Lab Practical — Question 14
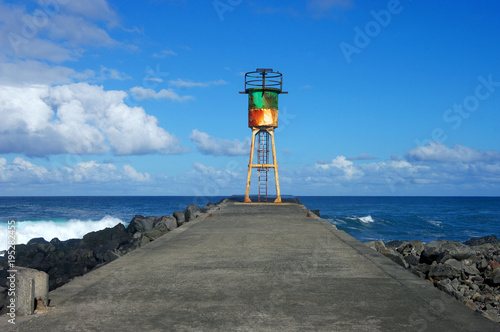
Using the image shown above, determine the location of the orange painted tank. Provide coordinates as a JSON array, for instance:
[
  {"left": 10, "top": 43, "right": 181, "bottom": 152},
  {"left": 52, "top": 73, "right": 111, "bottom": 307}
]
[
  {"left": 247, "top": 88, "right": 279, "bottom": 128},
  {"left": 249, "top": 108, "right": 278, "bottom": 127}
]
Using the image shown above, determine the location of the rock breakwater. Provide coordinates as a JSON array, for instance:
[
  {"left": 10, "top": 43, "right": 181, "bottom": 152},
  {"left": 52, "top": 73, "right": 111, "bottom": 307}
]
[{"left": 366, "top": 236, "right": 500, "bottom": 323}]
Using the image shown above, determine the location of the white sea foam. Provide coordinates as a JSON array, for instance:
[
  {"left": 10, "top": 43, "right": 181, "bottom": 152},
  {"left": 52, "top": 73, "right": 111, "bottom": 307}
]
[
  {"left": 358, "top": 215, "right": 375, "bottom": 223},
  {"left": 0, "top": 216, "right": 124, "bottom": 251},
  {"left": 427, "top": 220, "right": 442, "bottom": 227}
]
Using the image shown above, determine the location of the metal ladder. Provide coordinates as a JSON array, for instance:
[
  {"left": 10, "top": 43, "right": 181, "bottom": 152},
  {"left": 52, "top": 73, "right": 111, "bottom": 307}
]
[{"left": 257, "top": 131, "right": 269, "bottom": 202}]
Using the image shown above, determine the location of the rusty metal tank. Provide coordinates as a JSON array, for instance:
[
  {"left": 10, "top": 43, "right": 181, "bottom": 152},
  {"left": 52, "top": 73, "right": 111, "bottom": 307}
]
[
  {"left": 240, "top": 69, "right": 287, "bottom": 128},
  {"left": 247, "top": 88, "right": 280, "bottom": 127}
]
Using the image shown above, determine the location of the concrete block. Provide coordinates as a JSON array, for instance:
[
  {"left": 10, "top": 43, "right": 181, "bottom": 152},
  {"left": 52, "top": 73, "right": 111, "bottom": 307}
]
[
  {"left": 15, "top": 272, "right": 34, "bottom": 315},
  {"left": 15, "top": 267, "right": 49, "bottom": 315}
]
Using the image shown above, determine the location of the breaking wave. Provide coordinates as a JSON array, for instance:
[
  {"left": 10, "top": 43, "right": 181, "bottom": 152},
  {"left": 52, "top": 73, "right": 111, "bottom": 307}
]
[{"left": 0, "top": 216, "right": 124, "bottom": 251}]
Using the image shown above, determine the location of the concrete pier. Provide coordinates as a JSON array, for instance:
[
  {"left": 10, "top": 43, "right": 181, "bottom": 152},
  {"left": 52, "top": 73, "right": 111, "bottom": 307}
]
[{"left": 4, "top": 200, "right": 498, "bottom": 331}]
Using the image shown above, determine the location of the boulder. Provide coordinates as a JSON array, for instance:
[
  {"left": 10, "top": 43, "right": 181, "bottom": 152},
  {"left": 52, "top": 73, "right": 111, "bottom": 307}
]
[
  {"left": 364, "top": 240, "right": 386, "bottom": 252},
  {"left": 102, "top": 250, "right": 121, "bottom": 263},
  {"left": 397, "top": 240, "right": 425, "bottom": 256},
  {"left": 185, "top": 204, "right": 201, "bottom": 222},
  {"left": 143, "top": 229, "right": 166, "bottom": 241},
  {"left": 154, "top": 215, "right": 177, "bottom": 232},
  {"left": 487, "top": 267, "right": 500, "bottom": 286},
  {"left": 201, "top": 202, "right": 215, "bottom": 213},
  {"left": 173, "top": 211, "right": 186, "bottom": 226},
  {"left": 380, "top": 248, "right": 408, "bottom": 268},
  {"left": 404, "top": 254, "right": 420, "bottom": 267},
  {"left": 420, "top": 241, "right": 444, "bottom": 263},
  {"left": 127, "top": 215, "right": 157, "bottom": 233},
  {"left": 386, "top": 240, "right": 405, "bottom": 248},
  {"left": 436, "top": 279, "right": 454, "bottom": 295},
  {"left": 441, "top": 241, "right": 477, "bottom": 261},
  {"left": 81, "top": 223, "right": 131, "bottom": 251},
  {"left": 464, "top": 235, "right": 500, "bottom": 246},
  {"left": 421, "top": 240, "right": 476, "bottom": 264},
  {"left": 428, "top": 263, "right": 461, "bottom": 280},
  {"left": 462, "top": 264, "right": 480, "bottom": 276},
  {"left": 444, "top": 258, "right": 462, "bottom": 271},
  {"left": 412, "top": 263, "right": 431, "bottom": 276}
]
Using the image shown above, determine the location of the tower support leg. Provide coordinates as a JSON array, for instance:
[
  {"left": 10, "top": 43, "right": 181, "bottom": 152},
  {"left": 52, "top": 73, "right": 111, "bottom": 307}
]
[
  {"left": 244, "top": 128, "right": 259, "bottom": 203},
  {"left": 268, "top": 129, "right": 281, "bottom": 203}
]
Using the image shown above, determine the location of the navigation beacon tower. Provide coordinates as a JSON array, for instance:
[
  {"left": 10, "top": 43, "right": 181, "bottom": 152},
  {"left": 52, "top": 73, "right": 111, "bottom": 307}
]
[{"left": 240, "top": 68, "right": 287, "bottom": 203}]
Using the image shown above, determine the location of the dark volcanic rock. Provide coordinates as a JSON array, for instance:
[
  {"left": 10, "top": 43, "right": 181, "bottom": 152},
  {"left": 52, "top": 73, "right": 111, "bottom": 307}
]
[
  {"left": 488, "top": 267, "right": 500, "bottom": 286},
  {"left": 386, "top": 240, "right": 405, "bottom": 248},
  {"left": 185, "top": 204, "right": 201, "bottom": 222},
  {"left": 81, "top": 223, "right": 131, "bottom": 250},
  {"left": 365, "top": 240, "right": 386, "bottom": 252},
  {"left": 201, "top": 202, "right": 215, "bottom": 213},
  {"left": 154, "top": 215, "right": 178, "bottom": 232},
  {"left": 421, "top": 240, "right": 476, "bottom": 264},
  {"left": 428, "top": 263, "right": 461, "bottom": 280},
  {"left": 173, "top": 210, "right": 186, "bottom": 226},
  {"left": 127, "top": 215, "right": 157, "bottom": 233},
  {"left": 365, "top": 235, "right": 500, "bottom": 323},
  {"left": 380, "top": 248, "right": 408, "bottom": 268},
  {"left": 465, "top": 235, "right": 500, "bottom": 246}
]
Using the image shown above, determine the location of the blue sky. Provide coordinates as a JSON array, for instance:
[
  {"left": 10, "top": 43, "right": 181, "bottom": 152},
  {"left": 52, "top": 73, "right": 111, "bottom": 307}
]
[{"left": 0, "top": 0, "right": 499, "bottom": 196}]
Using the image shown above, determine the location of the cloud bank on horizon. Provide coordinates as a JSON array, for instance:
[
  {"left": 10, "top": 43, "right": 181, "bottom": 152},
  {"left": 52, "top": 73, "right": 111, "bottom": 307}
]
[{"left": 0, "top": 0, "right": 499, "bottom": 196}]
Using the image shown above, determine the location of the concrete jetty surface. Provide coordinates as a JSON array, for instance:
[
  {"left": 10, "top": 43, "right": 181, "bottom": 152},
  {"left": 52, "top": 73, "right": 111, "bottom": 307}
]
[{"left": 4, "top": 200, "right": 498, "bottom": 331}]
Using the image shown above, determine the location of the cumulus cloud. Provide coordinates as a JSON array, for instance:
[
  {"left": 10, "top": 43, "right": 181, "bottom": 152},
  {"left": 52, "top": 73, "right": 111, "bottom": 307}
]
[
  {"left": 0, "top": 1, "right": 121, "bottom": 63},
  {"left": 305, "top": 144, "right": 500, "bottom": 194},
  {"left": 169, "top": 161, "right": 244, "bottom": 196},
  {"left": 0, "top": 60, "right": 84, "bottom": 85},
  {"left": 346, "top": 153, "right": 377, "bottom": 161},
  {"left": 190, "top": 130, "right": 250, "bottom": 156},
  {"left": 0, "top": 83, "right": 188, "bottom": 156},
  {"left": 315, "top": 156, "right": 364, "bottom": 179},
  {"left": 59, "top": 0, "right": 119, "bottom": 23},
  {"left": 129, "top": 86, "right": 193, "bottom": 102},
  {"left": 0, "top": 157, "right": 150, "bottom": 184},
  {"left": 168, "top": 79, "right": 227, "bottom": 88},
  {"left": 405, "top": 142, "right": 500, "bottom": 163}
]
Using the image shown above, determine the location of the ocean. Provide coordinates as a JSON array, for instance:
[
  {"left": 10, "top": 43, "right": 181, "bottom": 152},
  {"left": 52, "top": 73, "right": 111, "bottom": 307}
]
[{"left": 1, "top": 196, "right": 499, "bottom": 251}]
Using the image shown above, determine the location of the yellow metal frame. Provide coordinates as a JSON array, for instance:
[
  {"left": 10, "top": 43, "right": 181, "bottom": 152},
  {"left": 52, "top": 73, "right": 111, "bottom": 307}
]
[{"left": 244, "top": 127, "right": 281, "bottom": 203}]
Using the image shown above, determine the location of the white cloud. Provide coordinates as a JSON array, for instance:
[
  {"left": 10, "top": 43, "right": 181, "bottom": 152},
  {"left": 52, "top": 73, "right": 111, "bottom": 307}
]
[
  {"left": 0, "top": 157, "right": 150, "bottom": 184},
  {"left": 190, "top": 130, "right": 250, "bottom": 156},
  {"left": 0, "top": 83, "right": 188, "bottom": 156},
  {"left": 0, "top": 60, "right": 83, "bottom": 85},
  {"left": 123, "top": 164, "right": 150, "bottom": 182},
  {"left": 48, "top": 15, "right": 119, "bottom": 47},
  {"left": 129, "top": 86, "right": 194, "bottom": 102},
  {"left": 168, "top": 79, "right": 227, "bottom": 88},
  {"left": 58, "top": 0, "right": 119, "bottom": 23},
  {"left": 0, "top": 60, "right": 130, "bottom": 85},
  {"left": 346, "top": 153, "right": 377, "bottom": 161},
  {"left": 96, "top": 66, "right": 131, "bottom": 81},
  {"left": 152, "top": 49, "right": 178, "bottom": 58},
  {"left": 315, "top": 156, "right": 364, "bottom": 179},
  {"left": 406, "top": 142, "right": 500, "bottom": 163},
  {"left": 169, "top": 161, "right": 244, "bottom": 196},
  {"left": 0, "top": 1, "right": 121, "bottom": 63}
]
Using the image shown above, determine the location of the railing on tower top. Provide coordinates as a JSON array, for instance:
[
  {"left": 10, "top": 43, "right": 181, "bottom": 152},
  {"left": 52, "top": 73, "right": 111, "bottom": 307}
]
[{"left": 241, "top": 69, "right": 287, "bottom": 94}]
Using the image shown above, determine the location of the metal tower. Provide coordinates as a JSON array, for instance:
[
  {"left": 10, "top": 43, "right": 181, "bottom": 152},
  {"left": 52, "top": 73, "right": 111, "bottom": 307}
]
[{"left": 240, "top": 68, "right": 287, "bottom": 203}]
